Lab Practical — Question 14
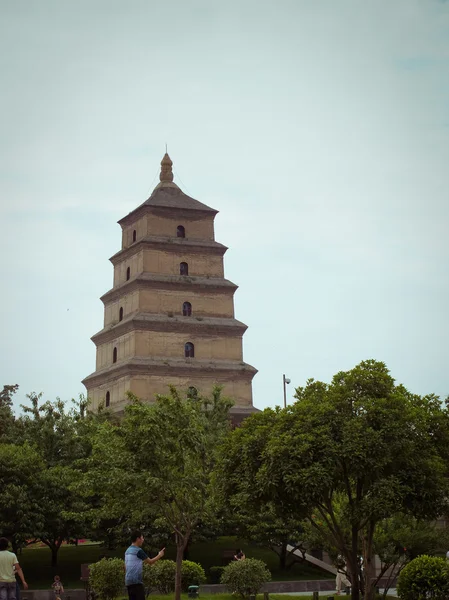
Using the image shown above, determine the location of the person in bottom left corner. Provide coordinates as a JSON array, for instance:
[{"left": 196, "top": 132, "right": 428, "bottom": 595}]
[
  {"left": 0, "top": 538, "right": 28, "bottom": 600},
  {"left": 125, "top": 530, "right": 165, "bottom": 600}
]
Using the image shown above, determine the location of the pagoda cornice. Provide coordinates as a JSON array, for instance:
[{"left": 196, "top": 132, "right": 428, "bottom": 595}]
[
  {"left": 91, "top": 313, "right": 248, "bottom": 345},
  {"left": 109, "top": 236, "right": 228, "bottom": 265},
  {"left": 101, "top": 273, "right": 238, "bottom": 304},
  {"left": 82, "top": 356, "right": 258, "bottom": 388},
  {"left": 118, "top": 200, "right": 218, "bottom": 228}
]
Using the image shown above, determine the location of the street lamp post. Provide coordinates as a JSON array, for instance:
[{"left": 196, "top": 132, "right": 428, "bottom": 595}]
[{"left": 283, "top": 374, "right": 291, "bottom": 408}]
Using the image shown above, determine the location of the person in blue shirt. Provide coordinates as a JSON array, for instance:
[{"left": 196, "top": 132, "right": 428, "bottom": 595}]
[{"left": 125, "top": 530, "right": 165, "bottom": 600}]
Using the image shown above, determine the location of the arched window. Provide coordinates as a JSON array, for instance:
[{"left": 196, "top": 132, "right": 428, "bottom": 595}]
[
  {"left": 132, "top": 230, "right": 137, "bottom": 242},
  {"left": 180, "top": 262, "right": 188, "bottom": 276},
  {"left": 182, "top": 302, "right": 192, "bottom": 316},
  {"left": 187, "top": 386, "right": 198, "bottom": 399},
  {"left": 177, "top": 225, "right": 185, "bottom": 238},
  {"left": 113, "top": 347, "right": 117, "bottom": 363},
  {"left": 105, "top": 391, "right": 110, "bottom": 407},
  {"left": 119, "top": 307, "right": 123, "bottom": 322},
  {"left": 126, "top": 266, "right": 130, "bottom": 281},
  {"left": 185, "top": 342, "right": 194, "bottom": 358}
]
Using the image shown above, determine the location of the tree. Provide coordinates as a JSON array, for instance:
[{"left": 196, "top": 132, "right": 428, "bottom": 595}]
[
  {"left": 215, "top": 408, "right": 307, "bottom": 570},
  {"left": 373, "top": 515, "right": 449, "bottom": 596},
  {"left": 15, "top": 393, "right": 93, "bottom": 564},
  {"left": 218, "top": 360, "right": 449, "bottom": 600},
  {"left": 0, "top": 443, "right": 45, "bottom": 551},
  {"left": 0, "top": 384, "right": 18, "bottom": 440},
  {"left": 81, "top": 386, "right": 233, "bottom": 600}
]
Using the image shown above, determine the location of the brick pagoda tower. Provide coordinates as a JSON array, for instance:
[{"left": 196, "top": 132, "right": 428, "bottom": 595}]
[{"left": 83, "top": 153, "right": 257, "bottom": 421}]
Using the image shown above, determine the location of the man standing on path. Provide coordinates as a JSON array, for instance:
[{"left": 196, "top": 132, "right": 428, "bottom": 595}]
[
  {"left": 0, "top": 538, "right": 27, "bottom": 600},
  {"left": 125, "top": 530, "right": 164, "bottom": 600}
]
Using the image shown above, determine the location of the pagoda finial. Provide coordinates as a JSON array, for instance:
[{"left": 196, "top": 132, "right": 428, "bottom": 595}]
[{"left": 160, "top": 152, "right": 174, "bottom": 183}]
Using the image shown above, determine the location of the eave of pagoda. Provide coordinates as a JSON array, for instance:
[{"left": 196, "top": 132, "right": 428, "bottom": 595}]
[
  {"left": 109, "top": 235, "right": 228, "bottom": 266},
  {"left": 82, "top": 356, "right": 258, "bottom": 388},
  {"left": 100, "top": 273, "right": 238, "bottom": 304},
  {"left": 91, "top": 313, "right": 248, "bottom": 345}
]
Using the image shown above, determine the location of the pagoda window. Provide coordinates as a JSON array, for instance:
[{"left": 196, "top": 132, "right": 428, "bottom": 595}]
[
  {"left": 113, "top": 347, "right": 117, "bottom": 363},
  {"left": 177, "top": 225, "right": 185, "bottom": 238},
  {"left": 132, "top": 230, "right": 137, "bottom": 242},
  {"left": 119, "top": 307, "right": 124, "bottom": 322},
  {"left": 182, "top": 302, "right": 192, "bottom": 316},
  {"left": 105, "top": 391, "right": 110, "bottom": 407},
  {"left": 126, "top": 267, "right": 130, "bottom": 281},
  {"left": 185, "top": 342, "right": 195, "bottom": 358},
  {"left": 180, "top": 262, "right": 189, "bottom": 276}
]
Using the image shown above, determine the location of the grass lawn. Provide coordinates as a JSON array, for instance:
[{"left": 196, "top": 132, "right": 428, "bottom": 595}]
[{"left": 18, "top": 537, "right": 332, "bottom": 589}]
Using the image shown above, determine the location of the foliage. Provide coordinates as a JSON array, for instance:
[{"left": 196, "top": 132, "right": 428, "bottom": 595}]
[
  {"left": 0, "top": 443, "right": 45, "bottom": 550},
  {"left": 181, "top": 560, "right": 206, "bottom": 590},
  {"left": 0, "top": 384, "right": 18, "bottom": 440},
  {"left": 397, "top": 555, "right": 449, "bottom": 600},
  {"left": 214, "top": 407, "right": 307, "bottom": 571},
  {"left": 143, "top": 560, "right": 176, "bottom": 594},
  {"left": 217, "top": 360, "right": 449, "bottom": 600},
  {"left": 220, "top": 558, "right": 271, "bottom": 599},
  {"left": 14, "top": 393, "right": 93, "bottom": 564},
  {"left": 81, "top": 386, "right": 233, "bottom": 600},
  {"left": 88, "top": 558, "right": 125, "bottom": 600},
  {"left": 373, "top": 515, "right": 449, "bottom": 594}
]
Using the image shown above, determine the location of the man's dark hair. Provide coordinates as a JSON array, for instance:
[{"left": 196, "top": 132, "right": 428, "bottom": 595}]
[
  {"left": 0, "top": 538, "right": 9, "bottom": 551},
  {"left": 130, "top": 530, "right": 143, "bottom": 543}
]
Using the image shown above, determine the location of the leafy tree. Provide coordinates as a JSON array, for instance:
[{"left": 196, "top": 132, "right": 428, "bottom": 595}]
[
  {"left": 0, "top": 443, "right": 45, "bottom": 551},
  {"left": 15, "top": 393, "right": 93, "bottom": 564},
  {"left": 218, "top": 360, "right": 449, "bottom": 600},
  {"left": 0, "top": 384, "right": 18, "bottom": 440},
  {"left": 215, "top": 407, "right": 307, "bottom": 571},
  {"left": 373, "top": 515, "right": 449, "bottom": 596},
  {"left": 81, "top": 386, "right": 233, "bottom": 600}
]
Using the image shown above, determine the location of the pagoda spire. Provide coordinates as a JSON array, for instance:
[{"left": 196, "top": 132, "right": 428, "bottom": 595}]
[{"left": 160, "top": 152, "right": 174, "bottom": 183}]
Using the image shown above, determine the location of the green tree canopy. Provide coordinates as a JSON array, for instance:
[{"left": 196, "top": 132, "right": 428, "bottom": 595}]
[
  {"left": 81, "top": 386, "right": 233, "bottom": 600},
  {"left": 218, "top": 360, "right": 449, "bottom": 600}
]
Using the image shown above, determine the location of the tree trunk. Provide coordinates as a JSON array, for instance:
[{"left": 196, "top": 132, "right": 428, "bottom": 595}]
[
  {"left": 50, "top": 544, "right": 59, "bottom": 567},
  {"left": 183, "top": 540, "right": 190, "bottom": 560},
  {"left": 349, "top": 526, "right": 360, "bottom": 600},
  {"left": 175, "top": 534, "right": 189, "bottom": 600},
  {"left": 362, "top": 523, "right": 376, "bottom": 600},
  {"left": 279, "top": 541, "right": 288, "bottom": 570}
]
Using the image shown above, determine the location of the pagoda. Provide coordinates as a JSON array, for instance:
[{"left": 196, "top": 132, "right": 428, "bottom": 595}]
[{"left": 82, "top": 153, "right": 257, "bottom": 421}]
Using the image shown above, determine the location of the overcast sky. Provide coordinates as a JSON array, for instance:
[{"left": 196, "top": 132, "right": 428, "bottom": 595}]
[{"left": 1, "top": 0, "right": 448, "bottom": 413}]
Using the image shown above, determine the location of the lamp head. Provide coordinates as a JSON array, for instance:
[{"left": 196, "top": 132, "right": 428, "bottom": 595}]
[{"left": 285, "top": 378, "right": 291, "bottom": 385}]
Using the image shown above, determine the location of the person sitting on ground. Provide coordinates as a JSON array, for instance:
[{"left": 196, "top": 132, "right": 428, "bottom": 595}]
[
  {"left": 234, "top": 549, "right": 245, "bottom": 561},
  {"left": 0, "top": 538, "right": 28, "bottom": 600},
  {"left": 51, "top": 576, "right": 64, "bottom": 596}
]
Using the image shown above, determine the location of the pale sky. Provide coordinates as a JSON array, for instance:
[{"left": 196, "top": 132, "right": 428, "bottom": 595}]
[{"left": 1, "top": 0, "right": 448, "bottom": 412}]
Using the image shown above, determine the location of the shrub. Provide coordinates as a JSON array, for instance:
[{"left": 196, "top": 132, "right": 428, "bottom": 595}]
[
  {"left": 209, "top": 566, "right": 225, "bottom": 584},
  {"left": 397, "top": 555, "right": 449, "bottom": 600},
  {"left": 89, "top": 558, "right": 125, "bottom": 600},
  {"left": 181, "top": 560, "right": 207, "bottom": 591},
  {"left": 143, "top": 559, "right": 176, "bottom": 594},
  {"left": 221, "top": 558, "right": 271, "bottom": 599}
]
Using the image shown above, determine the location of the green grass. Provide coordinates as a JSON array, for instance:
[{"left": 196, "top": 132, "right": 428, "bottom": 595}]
[{"left": 18, "top": 537, "right": 332, "bottom": 589}]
